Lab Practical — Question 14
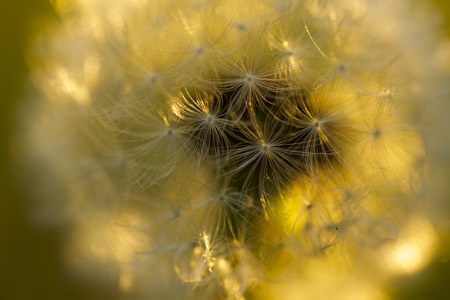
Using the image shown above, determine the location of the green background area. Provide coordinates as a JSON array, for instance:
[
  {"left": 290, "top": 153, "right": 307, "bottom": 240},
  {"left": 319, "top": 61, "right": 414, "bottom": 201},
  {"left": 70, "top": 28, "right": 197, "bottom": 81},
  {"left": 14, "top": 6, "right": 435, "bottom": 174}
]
[{"left": 0, "top": 1, "right": 449, "bottom": 299}]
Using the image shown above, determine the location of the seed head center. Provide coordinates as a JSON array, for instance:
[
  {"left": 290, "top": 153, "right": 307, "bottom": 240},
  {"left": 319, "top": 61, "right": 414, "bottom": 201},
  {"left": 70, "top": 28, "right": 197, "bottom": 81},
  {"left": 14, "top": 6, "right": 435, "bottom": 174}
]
[
  {"left": 261, "top": 143, "right": 271, "bottom": 153},
  {"left": 313, "top": 120, "right": 322, "bottom": 129},
  {"left": 205, "top": 115, "right": 215, "bottom": 124},
  {"left": 237, "top": 23, "right": 246, "bottom": 31},
  {"left": 373, "top": 129, "right": 382, "bottom": 138},
  {"left": 245, "top": 75, "right": 254, "bottom": 83}
]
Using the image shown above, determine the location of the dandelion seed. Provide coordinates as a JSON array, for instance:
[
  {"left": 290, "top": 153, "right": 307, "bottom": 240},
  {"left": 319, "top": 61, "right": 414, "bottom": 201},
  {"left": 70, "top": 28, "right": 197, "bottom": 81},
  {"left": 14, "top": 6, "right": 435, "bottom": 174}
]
[
  {"left": 284, "top": 85, "right": 360, "bottom": 178},
  {"left": 173, "top": 89, "right": 233, "bottom": 162},
  {"left": 113, "top": 103, "right": 188, "bottom": 187},
  {"left": 281, "top": 181, "right": 346, "bottom": 255},
  {"left": 227, "top": 118, "right": 300, "bottom": 213}
]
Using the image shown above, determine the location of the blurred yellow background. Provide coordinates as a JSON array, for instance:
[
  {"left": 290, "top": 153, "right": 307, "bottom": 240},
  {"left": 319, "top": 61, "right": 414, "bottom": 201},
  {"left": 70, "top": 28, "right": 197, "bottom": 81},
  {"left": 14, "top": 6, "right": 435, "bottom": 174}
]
[{"left": 1, "top": 1, "right": 449, "bottom": 299}]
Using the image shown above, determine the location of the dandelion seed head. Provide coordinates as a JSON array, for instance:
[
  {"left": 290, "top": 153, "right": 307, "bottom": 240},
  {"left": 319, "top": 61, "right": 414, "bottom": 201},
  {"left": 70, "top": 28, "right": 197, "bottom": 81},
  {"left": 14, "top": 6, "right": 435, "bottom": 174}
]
[{"left": 20, "top": 0, "right": 450, "bottom": 298}]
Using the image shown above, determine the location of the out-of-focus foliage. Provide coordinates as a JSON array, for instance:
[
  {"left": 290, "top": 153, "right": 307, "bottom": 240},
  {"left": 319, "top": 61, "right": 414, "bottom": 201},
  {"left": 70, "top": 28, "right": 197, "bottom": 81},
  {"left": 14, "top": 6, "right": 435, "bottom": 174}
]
[{"left": 0, "top": 1, "right": 118, "bottom": 299}]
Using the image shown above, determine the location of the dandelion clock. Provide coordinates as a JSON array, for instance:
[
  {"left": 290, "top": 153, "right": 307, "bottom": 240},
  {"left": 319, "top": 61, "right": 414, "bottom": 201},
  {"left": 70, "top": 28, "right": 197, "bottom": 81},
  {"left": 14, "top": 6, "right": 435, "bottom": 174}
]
[{"left": 17, "top": 0, "right": 450, "bottom": 299}]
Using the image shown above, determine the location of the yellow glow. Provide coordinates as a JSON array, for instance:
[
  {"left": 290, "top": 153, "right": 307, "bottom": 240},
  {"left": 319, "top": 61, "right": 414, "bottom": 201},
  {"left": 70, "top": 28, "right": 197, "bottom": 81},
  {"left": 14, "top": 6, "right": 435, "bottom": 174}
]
[
  {"left": 269, "top": 269, "right": 388, "bottom": 300},
  {"left": 55, "top": 66, "right": 90, "bottom": 105},
  {"left": 50, "top": 0, "right": 73, "bottom": 14},
  {"left": 201, "top": 231, "right": 215, "bottom": 271},
  {"left": 279, "top": 184, "right": 308, "bottom": 230},
  {"left": 119, "top": 268, "right": 134, "bottom": 291},
  {"left": 63, "top": 212, "right": 149, "bottom": 288},
  {"left": 349, "top": 0, "right": 367, "bottom": 18},
  {"left": 382, "top": 217, "right": 437, "bottom": 275},
  {"left": 66, "top": 214, "right": 148, "bottom": 262},
  {"left": 178, "top": 10, "right": 195, "bottom": 36},
  {"left": 174, "top": 244, "right": 207, "bottom": 283},
  {"left": 280, "top": 181, "right": 343, "bottom": 232},
  {"left": 217, "top": 258, "right": 231, "bottom": 273},
  {"left": 83, "top": 55, "right": 100, "bottom": 85},
  {"left": 171, "top": 102, "right": 183, "bottom": 118},
  {"left": 52, "top": 55, "right": 99, "bottom": 105}
]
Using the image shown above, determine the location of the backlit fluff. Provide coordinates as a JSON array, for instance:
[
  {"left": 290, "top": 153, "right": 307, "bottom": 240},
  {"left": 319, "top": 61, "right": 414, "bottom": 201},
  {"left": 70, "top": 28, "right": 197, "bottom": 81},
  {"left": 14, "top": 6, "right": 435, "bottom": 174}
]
[{"left": 20, "top": 0, "right": 450, "bottom": 299}]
